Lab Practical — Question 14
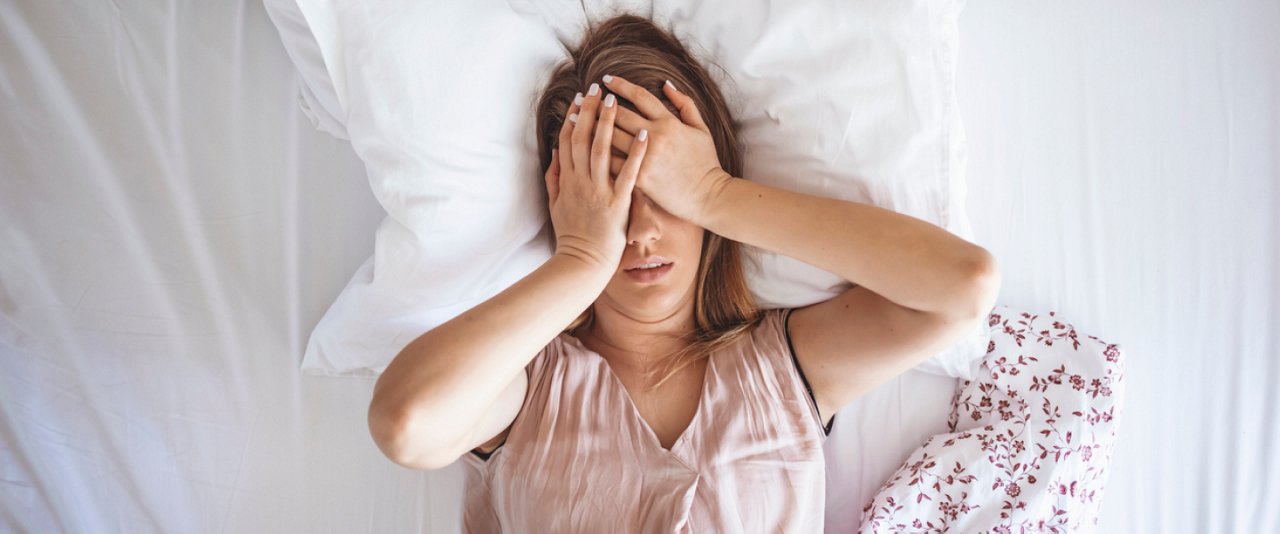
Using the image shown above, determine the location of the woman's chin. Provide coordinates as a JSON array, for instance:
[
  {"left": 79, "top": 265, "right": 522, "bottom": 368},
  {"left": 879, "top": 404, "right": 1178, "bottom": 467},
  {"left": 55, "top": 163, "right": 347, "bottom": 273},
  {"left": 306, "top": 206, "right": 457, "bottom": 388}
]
[{"left": 604, "top": 280, "right": 694, "bottom": 315}]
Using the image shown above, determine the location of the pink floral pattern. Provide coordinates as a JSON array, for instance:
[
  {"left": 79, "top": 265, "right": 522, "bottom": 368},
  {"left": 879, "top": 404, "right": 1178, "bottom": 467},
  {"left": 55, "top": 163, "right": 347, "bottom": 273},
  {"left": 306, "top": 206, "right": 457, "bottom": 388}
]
[{"left": 858, "top": 306, "right": 1126, "bottom": 533}]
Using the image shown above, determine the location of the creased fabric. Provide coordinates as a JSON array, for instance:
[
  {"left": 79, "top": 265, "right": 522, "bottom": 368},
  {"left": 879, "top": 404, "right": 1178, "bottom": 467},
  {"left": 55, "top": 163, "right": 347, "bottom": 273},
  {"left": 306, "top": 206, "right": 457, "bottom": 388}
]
[{"left": 461, "top": 308, "right": 828, "bottom": 533}]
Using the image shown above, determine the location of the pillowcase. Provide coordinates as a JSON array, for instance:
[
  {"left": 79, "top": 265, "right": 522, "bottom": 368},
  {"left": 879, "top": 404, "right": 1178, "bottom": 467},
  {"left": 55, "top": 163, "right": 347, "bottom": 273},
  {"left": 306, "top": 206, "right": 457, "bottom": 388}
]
[
  {"left": 272, "top": 0, "right": 568, "bottom": 377},
  {"left": 262, "top": 0, "right": 348, "bottom": 140},
  {"left": 265, "top": 0, "right": 989, "bottom": 380}
]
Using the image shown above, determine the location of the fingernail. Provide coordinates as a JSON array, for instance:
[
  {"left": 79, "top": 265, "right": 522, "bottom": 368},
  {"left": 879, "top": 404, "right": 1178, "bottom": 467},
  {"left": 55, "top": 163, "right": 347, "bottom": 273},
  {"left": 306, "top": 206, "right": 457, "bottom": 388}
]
[
  {"left": 569, "top": 113, "right": 578, "bottom": 123},
  {"left": 602, "top": 74, "right": 614, "bottom": 84},
  {"left": 573, "top": 92, "right": 583, "bottom": 106},
  {"left": 604, "top": 94, "right": 615, "bottom": 108},
  {"left": 588, "top": 83, "right": 600, "bottom": 97},
  {"left": 638, "top": 128, "right": 648, "bottom": 141},
  {"left": 665, "top": 79, "right": 676, "bottom": 92}
]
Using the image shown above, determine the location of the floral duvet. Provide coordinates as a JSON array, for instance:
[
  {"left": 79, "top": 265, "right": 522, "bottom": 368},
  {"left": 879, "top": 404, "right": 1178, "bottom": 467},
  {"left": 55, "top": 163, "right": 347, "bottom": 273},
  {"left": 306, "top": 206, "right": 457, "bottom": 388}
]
[{"left": 859, "top": 306, "right": 1127, "bottom": 533}]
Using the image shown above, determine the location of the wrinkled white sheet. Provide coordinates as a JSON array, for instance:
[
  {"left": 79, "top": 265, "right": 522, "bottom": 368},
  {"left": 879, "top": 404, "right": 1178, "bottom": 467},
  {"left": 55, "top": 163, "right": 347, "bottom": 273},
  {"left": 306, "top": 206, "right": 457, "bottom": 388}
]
[{"left": 0, "top": 1, "right": 1276, "bottom": 533}]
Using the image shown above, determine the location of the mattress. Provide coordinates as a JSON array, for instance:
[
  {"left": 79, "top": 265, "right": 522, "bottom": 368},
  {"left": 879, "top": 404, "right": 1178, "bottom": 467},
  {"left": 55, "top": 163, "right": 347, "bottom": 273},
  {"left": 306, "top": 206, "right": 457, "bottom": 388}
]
[{"left": 0, "top": 0, "right": 1276, "bottom": 532}]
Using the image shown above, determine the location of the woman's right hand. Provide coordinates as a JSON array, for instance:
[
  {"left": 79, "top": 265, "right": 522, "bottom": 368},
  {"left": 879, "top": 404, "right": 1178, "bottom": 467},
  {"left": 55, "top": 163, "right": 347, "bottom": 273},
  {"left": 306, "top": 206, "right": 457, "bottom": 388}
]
[{"left": 545, "top": 84, "right": 649, "bottom": 272}]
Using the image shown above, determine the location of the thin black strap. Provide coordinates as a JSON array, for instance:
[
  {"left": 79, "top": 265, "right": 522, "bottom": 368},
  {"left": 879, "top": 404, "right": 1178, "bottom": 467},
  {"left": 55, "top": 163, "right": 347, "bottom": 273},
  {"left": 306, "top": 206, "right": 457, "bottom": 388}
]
[
  {"left": 469, "top": 425, "right": 512, "bottom": 462},
  {"left": 470, "top": 447, "right": 495, "bottom": 461},
  {"left": 784, "top": 308, "right": 834, "bottom": 436}
]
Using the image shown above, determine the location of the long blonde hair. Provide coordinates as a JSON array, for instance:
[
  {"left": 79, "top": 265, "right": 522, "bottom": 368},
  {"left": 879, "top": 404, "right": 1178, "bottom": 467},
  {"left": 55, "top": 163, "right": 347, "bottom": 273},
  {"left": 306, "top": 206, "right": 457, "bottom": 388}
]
[{"left": 533, "top": 15, "right": 764, "bottom": 391}]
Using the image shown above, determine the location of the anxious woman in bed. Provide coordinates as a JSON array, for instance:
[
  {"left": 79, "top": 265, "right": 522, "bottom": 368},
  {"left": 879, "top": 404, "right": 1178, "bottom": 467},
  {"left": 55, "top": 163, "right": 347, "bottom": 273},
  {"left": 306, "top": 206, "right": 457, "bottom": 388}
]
[{"left": 368, "top": 15, "right": 999, "bottom": 533}]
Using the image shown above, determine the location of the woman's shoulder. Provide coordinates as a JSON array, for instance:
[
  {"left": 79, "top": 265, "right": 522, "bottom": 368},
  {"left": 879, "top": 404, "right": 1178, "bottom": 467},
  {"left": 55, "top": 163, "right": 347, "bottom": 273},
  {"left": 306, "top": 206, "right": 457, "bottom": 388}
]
[
  {"left": 745, "top": 307, "right": 810, "bottom": 370},
  {"left": 526, "top": 330, "right": 594, "bottom": 377},
  {"left": 749, "top": 307, "right": 792, "bottom": 342},
  {"left": 523, "top": 333, "right": 565, "bottom": 382},
  {"left": 712, "top": 308, "right": 789, "bottom": 365}
]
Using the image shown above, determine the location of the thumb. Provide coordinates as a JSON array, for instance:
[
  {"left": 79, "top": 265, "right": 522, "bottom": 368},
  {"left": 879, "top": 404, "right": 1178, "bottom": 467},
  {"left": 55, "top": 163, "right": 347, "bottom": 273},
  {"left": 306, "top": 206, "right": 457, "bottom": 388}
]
[{"left": 664, "top": 80, "right": 708, "bottom": 131}]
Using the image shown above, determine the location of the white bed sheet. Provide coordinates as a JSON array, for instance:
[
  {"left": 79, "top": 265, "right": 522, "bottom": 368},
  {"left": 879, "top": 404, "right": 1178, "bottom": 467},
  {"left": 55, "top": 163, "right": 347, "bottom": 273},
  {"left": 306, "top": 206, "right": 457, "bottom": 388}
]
[{"left": 0, "top": 1, "right": 1276, "bottom": 533}]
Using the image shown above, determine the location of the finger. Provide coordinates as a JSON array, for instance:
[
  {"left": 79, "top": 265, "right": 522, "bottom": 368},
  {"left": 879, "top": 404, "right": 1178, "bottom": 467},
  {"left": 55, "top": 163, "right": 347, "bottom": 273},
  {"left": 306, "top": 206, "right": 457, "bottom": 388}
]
[
  {"left": 662, "top": 79, "right": 709, "bottom": 131},
  {"left": 545, "top": 147, "right": 561, "bottom": 205},
  {"left": 558, "top": 92, "right": 581, "bottom": 175},
  {"left": 608, "top": 125, "right": 635, "bottom": 157},
  {"left": 607, "top": 144, "right": 627, "bottom": 177},
  {"left": 602, "top": 74, "right": 671, "bottom": 122},
  {"left": 591, "top": 93, "right": 618, "bottom": 188},
  {"left": 572, "top": 83, "right": 602, "bottom": 174},
  {"left": 609, "top": 104, "right": 650, "bottom": 136},
  {"left": 610, "top": 154, "right": 624, "bottom": 177},
  {"left": 614, "top": 128, "right": 648, "bottom": 199}
]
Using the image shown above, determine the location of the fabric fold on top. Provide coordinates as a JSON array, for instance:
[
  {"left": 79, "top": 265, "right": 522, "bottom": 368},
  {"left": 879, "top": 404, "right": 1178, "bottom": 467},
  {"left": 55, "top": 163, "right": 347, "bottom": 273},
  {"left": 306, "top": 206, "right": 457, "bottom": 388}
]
[{"left": 461, "top": 308, "right": 828, "bottom": 533}]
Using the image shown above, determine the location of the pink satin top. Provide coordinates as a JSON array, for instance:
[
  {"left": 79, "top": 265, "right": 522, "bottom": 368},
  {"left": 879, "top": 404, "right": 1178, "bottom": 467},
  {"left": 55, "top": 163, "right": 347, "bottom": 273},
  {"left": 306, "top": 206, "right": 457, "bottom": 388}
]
[{"left": 460, "top": 307, "right": 833, "bottom": 533}]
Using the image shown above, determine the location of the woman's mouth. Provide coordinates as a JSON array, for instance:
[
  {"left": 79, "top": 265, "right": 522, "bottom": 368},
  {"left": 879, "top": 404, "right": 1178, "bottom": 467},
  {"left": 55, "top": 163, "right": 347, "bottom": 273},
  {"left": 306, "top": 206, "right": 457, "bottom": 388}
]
[{"left": 624, "top": 262, "right": 674, "bottom": 283}]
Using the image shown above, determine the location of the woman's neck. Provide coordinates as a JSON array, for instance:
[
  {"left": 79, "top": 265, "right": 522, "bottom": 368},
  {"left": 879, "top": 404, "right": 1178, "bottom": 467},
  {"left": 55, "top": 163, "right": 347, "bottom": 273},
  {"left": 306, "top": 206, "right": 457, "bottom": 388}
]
[{"left": 579, "top": 299, "right": 697, "bottom": 371}]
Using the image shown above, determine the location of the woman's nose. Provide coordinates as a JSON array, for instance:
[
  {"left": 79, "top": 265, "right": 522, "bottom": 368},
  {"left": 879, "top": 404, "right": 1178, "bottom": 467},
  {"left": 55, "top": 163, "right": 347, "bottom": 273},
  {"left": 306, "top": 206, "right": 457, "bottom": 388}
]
[{"left": 626, "top": 194, "right": 661, "bottom": 245}]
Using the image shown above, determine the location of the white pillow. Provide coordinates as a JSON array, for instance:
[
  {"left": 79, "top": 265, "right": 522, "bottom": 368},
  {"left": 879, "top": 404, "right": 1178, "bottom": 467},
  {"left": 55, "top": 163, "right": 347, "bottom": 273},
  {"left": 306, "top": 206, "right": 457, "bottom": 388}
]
[
  {"left": 284, "top": 0, "right": 567, "bottom": 377},
  {"left": 262, "top": 0, "right": 348, "bottom": 140},
  {"left": 267, "top": 0, "right": 988, "bottom": 380}
]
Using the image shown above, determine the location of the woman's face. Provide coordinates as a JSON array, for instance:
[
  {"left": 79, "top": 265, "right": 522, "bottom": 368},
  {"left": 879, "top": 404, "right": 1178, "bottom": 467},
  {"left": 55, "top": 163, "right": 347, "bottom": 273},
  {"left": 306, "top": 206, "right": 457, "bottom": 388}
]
[{"left": 595, "top": 188, "right": 705, "bottom": 320}]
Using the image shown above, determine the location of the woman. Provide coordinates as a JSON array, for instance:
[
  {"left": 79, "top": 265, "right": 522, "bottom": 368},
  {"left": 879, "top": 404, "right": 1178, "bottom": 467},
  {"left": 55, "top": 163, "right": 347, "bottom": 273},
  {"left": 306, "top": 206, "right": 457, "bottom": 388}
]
[{"left": 368, "top": 15, "right": 999, "bottom": 532}]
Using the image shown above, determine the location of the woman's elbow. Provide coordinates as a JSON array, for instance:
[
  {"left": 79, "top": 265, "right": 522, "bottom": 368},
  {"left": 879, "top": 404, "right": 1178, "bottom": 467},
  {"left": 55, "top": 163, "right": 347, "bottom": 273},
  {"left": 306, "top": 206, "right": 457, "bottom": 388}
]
[
  {"left": 368, "top": 402, "right": 458, "bottom": 471},
  {"left": 962, "top": 248, "right": 1001, "bottom": 319}
]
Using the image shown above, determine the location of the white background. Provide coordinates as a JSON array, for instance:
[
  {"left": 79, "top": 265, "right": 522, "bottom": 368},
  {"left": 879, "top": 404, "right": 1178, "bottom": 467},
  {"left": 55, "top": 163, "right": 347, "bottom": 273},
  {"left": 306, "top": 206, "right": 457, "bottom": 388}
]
[
  {"left": 1, "top": 0, "right": 1276, "bottom": 532},
  {"left": 958, "top": 2, "right": 1278, "bottom": 531}
]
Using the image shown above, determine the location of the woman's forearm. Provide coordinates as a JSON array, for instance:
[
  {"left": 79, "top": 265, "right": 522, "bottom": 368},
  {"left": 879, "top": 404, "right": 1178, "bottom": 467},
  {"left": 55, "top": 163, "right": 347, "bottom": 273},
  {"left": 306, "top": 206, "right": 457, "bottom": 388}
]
[
  {"left": 697, "top": 172, "right": 997, "bottom": 318},
  {"left": 369, "top": 253, "right": 613, "bottom": 464}
]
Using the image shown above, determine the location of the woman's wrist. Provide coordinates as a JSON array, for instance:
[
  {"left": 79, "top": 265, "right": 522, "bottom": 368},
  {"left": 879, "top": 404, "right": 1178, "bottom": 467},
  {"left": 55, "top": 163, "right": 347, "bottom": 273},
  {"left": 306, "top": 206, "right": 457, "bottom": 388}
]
[
  {"left": 549, "top": 250, "right": 618, "bottom": 287},
  {"left": 691, "top": 169, "right": 739, "bottom": 232},
  {"left": 686, "top": 168, "right": 737, "bottom": 228}
]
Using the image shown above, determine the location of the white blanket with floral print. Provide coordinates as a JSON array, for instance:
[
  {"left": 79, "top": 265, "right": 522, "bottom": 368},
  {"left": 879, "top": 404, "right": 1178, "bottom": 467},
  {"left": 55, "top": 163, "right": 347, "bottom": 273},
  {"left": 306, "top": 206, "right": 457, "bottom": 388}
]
[{"left": 858, "top": 306, "right": 1127, "bottom": 533}]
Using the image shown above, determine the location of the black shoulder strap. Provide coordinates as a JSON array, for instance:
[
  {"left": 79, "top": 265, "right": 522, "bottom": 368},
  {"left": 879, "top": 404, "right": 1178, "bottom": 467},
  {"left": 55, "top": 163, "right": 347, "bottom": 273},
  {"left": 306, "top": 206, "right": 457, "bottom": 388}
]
[{"left": 784, "top": 308, "right": 834, "bottom": 436}]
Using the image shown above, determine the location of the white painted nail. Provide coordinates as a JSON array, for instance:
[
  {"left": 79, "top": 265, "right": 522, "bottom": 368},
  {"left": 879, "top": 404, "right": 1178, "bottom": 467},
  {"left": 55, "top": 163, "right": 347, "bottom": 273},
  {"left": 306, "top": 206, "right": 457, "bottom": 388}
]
[
  {"left": 665, "top": 79, "right": 675, "bottom": 91},
  {"left": 604, "top": 94, "right": 615, "bottom": 108},
  {"left": 603, "top": 74, "right": 614, "bottom": 84},
  {"left": 588, "top": 83, "right": 600, "bottom": 96},
  {"left": 573, "top": 92, "right": 583, "bottom": 106},
  {"left": 569, "top": 113, "right": 578, "bottom": 123},
  {"left": 638, "top": 129, "right": 648, "bottom": 141}
]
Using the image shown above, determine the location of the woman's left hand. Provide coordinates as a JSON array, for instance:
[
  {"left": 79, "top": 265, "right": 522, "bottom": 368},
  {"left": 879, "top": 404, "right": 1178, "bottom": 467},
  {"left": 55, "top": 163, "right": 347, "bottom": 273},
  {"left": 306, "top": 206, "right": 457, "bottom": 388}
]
[{"left": 595, "top": 74, "right": 733, "bottom": 224}]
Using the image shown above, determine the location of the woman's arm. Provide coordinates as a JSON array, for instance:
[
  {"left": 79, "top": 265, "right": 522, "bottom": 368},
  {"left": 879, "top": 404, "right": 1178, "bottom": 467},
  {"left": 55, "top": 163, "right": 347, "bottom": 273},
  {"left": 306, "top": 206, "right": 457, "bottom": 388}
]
[
  {"left": 698, "top": 171, "right": 1003, "bottom": 426},
  {"left": 370, "top": 82, "right": 646, "bottom": 469},
  {"left": 596, "top": 73, "right": 999, "bottom": 426},
  {"left": 695, "top": 172, "right": 997, "bottom": 318},
  {"left": 694, "top": 175, "right": 1000, "bottom": 424},
  {"left": 596, "top": 74, "right": 995, "bottom": 317},
  {"left": 369, "top": 254, "right": 613, "bottom": 468}
]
